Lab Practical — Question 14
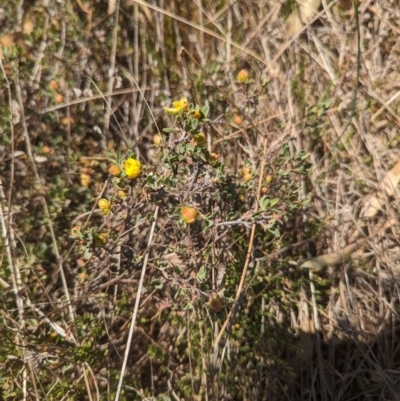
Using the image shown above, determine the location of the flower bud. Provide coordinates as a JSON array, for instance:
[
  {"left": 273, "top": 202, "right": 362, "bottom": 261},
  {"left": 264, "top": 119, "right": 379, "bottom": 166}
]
[
  {"left": 49, "top": 80, "right": 58, "bottom": 90},
  {"left": 193, "top": 109, "right": 201, "bottom": 119},
  {"left": 193, "top": 133, "right": 207, "bottom": 147},
  {"left": 94, "top": 233, "right": 109, "bottom": 246},
  {"left": 209, "top": 297, "right": 223, "bottom": 313},
  {"left": 54, "top": 93, "right": 64, "bottom": 103},
  {"left": 237, "top": 68, "right": 249, "bottom": 83},
  {"left": 242, "top": 166, "right": 251, "bottom": 175},
  {"left": 70, "top": 226, "right": 81, "bottom": 238},
  {"left": 108, "top": 164, "right": 121, "bottom": 176},
  {"left": 80, "top": 172, "right": 91, "bottom": 187},
  {"left": 233, "top": 115, "right": 243, "bottom": 125},
  {"left": 244, "top": 173, "right": 253, "bottom": 182},
  {"left": 209, "top": 152, "right": 220, "bottom": 163},
  {"left": 181, "top": 206, "right": 198, "bottom": 224},
  {"left": 117, "top": 190, "right": 128, "bottom": 199},
  {"left": 153, "top": 134, "right": 162, "bottom": 146},
  {"left": 98, "top": 198, "right": 112, "bottom": 215}
]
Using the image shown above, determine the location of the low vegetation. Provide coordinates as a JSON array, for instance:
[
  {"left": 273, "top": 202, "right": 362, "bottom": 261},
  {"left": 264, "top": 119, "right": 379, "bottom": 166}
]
[{"left": 1, "top": 1, "right": 400, "bottom": 400}]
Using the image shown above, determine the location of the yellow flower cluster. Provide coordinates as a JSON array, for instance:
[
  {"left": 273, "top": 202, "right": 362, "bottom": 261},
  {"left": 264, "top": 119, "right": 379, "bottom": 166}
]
[{"left": 164, "top": 97, "right": 188, "bottom": 115}]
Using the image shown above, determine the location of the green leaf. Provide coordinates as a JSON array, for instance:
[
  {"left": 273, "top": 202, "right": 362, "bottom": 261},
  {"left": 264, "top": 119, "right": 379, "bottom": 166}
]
[
  {"left": 151, "top": 279, "right": 164, "bottom": 289},
  {"left": 272, "top": 228, "right": 280, "bottom": 238},
  {"left": 162, "top": 127, "right": 177, "bottom": 134},
  {"left": 184, "top": 119, "right": 192, "bottom": 131},
  {"left": 259, "top": 196, "right": 269, "bottom": 210},
  {"left": 83, "top": 248, "right": 92, "bottom": 260},
  {"left": 146, "top": 175, "right": 155, "bottom": 184},
  {"left": 278, "top": 169, "right": 290, "bottom": 176},
  {"left": 269, "top": 198, "right": 279, "bottom": 207},
  {"left": 201, "top": 105, "right": 210, "bottom": 118},
  {"left": 196, "top": 266, "right": 206, "bottom": 282},
  {"left": 145, "top": 212, "right": 154, "bottom": 222},
  {"left": 191, "top": 118, "right": 199, "bottom": 130}
]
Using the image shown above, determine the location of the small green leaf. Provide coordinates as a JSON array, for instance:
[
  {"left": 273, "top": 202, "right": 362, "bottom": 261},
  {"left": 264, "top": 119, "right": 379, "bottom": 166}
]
[
  {"left": 83, "top": 248, "right": 92, "bottom": 260},
  {"left": 145, "top": 212, "right": 154, "bottom": 222},
  {"left": 196, "top": 266, "right": 206, "bottom": 282},
  {"left": 162, "top": 127, "right": 177, "bottom": 134},
  {"left": 273, "top": 228, "right": 280, "bottom": 238},
  {"left": 201, "top": 105, "right": 210, "bottom": 118},
  {"left": 259, "top": 196, "right": 269, "bottom": 210},
  {"left": 269, "top": 198, "right": 279, "bottom": 207},
  {"left": 191, "top": 118, "right": 199, "bottom": 130},
  {"left": 146, "top": 175, "right": 155, "bottom": 184},
  {"left": 151, "top": 279, "right": 164, "bottom": 289}
]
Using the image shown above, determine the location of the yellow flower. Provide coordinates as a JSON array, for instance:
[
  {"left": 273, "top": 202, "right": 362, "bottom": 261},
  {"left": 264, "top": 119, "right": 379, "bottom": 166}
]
[
  {"left": 98, "top": 198, "right": 112, "bottom": 215},
  {"left": 164, "top": 97, "right": 188, "bottom": 115},
  {"left": 124, "top": 158, "right": 142, "bottom": 179}
]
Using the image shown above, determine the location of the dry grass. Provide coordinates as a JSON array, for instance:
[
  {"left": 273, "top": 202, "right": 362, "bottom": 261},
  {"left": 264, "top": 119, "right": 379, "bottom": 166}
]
[{"left": 1, "top": 0, "right": 400, "bottom": 400}]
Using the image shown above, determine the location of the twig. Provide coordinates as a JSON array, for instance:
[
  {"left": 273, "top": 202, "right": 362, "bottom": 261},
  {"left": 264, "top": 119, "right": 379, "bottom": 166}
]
[
  {"left": 103, "top": 0, "right": 121, "bottom": 141},
  {"left": 114, "top": 206, "right": 159, "bottom": 401},
  {"left": 309, "top": 271, "right": 327, "bottom": 399},
  {"left": 37, "top": 87, "right": 151, "bottom": 114},
  {"left": 0, "top": 179, "right": 28, "bottom": 400}
]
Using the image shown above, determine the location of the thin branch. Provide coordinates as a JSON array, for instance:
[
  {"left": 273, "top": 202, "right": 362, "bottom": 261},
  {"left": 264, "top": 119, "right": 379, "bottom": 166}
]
[
  {"left": 212, "top": 137, "right": 268, "bottom": 368},
  {"left": 114, "top": 206, "right": 159, "bottom": 401}
]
